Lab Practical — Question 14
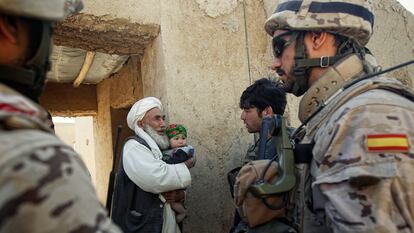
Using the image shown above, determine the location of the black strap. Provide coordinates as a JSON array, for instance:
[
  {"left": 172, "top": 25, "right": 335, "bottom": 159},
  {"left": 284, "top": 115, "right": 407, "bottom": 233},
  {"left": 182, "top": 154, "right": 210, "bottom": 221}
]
[
  {"left": 292, "top": 32, "right": 309, "bottom": 96},
  {"left": 227, "top": 166, "right": 242, "bottom": 199},
  {"left": 0, "top": 65, "right": 35, "bottom": 86},
  {"left": 126, "top": 135, "right": 151, "bottom": 150},
  {"left": 293, "top": 143, "right": 314, "bottom": 164}
]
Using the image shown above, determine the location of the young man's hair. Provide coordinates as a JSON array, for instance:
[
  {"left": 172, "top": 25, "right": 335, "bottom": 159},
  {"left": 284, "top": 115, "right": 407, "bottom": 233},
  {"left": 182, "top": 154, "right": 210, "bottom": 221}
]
[{"left": 239, "top": 78, "right": 287, "bottom": 115}]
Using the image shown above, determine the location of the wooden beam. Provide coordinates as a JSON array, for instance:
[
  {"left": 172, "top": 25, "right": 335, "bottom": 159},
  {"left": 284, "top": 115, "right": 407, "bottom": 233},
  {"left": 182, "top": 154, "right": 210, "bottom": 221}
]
[{"left": 73, "top": 51, "right": 95, "bottom": 87}]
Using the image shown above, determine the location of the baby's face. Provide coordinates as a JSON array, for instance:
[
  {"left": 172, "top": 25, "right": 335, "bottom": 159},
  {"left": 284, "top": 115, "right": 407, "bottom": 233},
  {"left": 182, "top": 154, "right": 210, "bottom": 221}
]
[{"left": 170, "top": 134, "right": 187, "bottom": 148}]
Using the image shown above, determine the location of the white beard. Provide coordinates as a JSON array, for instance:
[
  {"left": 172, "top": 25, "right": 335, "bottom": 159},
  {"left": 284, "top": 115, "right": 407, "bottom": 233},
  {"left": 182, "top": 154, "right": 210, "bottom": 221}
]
[{"left": 144, "top": 125, "right": 169, "bottom": 150}]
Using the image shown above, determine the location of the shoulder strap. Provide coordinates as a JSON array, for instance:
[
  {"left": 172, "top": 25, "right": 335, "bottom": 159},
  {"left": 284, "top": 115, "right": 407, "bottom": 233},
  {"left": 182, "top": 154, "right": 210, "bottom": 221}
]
[{"left": 125, "top": 135, "right": 151, "bottom": 150}]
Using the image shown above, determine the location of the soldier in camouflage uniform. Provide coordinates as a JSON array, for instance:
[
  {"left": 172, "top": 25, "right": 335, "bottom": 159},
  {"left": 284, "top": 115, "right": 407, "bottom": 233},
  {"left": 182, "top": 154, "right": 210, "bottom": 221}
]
[
  {"left": 0, "top": 1, "right": 121, "bottom": 232},
  {"left": 265, "top": 0, "right": 414, "bottom": 232}
]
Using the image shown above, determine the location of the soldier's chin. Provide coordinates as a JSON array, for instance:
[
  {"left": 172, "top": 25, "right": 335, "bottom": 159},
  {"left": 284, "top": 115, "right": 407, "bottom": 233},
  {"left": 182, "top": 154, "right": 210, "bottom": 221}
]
[{"left": 280, "top": 82, "right": 294, "bottom": 93}]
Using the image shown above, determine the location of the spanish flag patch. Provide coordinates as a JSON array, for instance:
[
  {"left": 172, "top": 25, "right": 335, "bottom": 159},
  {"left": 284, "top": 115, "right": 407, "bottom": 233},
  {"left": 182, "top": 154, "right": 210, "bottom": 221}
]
[{"left": 366, "top": 134, "right": 410, "bottom": 152}]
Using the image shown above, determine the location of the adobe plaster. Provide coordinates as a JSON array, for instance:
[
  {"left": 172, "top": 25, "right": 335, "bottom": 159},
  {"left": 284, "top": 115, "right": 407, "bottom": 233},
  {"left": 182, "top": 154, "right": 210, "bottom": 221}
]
[
  {"left": 40, "top": 83, "right": 97, "bottom": 116},
  {"left": 54, "top": 14, "right": 160, "bottom": 56},
  {"left": 143, "top": 1, "right": 269, "bottom": 232},
  {"left": 82, "top": 0, "right": 160, "bottom": 25},
  {"left": 109, "top": 57, "right": 144, "bottom": 109}
]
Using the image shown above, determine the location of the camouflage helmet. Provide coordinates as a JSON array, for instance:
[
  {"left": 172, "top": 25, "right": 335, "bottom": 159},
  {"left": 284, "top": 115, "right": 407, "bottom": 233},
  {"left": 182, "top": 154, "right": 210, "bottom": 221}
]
[
  {"left": 264, "top": 0, "right": 374, "bottom": 46},
  {"left": 0, "top": 0, "right": 83, "bottom": 21}
]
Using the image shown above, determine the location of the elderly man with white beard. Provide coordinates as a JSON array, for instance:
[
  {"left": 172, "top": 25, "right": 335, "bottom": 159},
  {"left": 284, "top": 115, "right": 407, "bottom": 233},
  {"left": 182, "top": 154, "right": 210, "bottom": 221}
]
[{"left": 111, "top": 97, "right": 194, "bottom": 233}]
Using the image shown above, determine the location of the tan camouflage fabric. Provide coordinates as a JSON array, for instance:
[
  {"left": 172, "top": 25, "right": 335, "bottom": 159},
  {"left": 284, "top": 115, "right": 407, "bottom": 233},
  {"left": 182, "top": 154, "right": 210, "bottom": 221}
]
[
  {"left": 264, "top": 0, "right": 373, "bottom": 46},
  {"left": 0, "top": 84, "right": 121, "bottom": 233},
  {"left": 299, "top": 55, "right": 414, "bottom": 232}
]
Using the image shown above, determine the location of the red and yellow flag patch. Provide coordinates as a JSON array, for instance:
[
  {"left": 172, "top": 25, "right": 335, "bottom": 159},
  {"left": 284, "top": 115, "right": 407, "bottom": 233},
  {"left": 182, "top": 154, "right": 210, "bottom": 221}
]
[{"left": 366, "top": 134, "right": 410, "bottom": 152}]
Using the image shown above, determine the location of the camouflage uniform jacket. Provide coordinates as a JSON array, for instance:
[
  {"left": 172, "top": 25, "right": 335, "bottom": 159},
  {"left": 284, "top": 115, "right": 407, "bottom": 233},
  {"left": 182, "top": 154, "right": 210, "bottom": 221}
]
[
  {"left": 294, "top": 54, "right": 414, "bottom": 233},
  {"left": 0, "top": 84, "right": 122, "bottom": 233}
]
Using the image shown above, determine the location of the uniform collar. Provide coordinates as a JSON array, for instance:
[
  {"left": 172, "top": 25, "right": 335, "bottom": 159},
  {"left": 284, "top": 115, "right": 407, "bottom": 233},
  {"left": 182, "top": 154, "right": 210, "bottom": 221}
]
[{"left": 298, "top": 54, "right": 365, "bottom": 123}]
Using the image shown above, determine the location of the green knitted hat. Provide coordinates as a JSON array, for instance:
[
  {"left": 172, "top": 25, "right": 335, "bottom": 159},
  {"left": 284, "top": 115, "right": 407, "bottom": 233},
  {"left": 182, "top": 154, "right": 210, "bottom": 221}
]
[{"left": 166, "top": 124, "right": 187, "bottom": 139}]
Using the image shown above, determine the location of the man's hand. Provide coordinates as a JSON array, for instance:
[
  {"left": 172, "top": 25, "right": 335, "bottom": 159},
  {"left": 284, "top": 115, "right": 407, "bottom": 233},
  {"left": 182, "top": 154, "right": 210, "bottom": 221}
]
[
  {"left": 162, "top": 190, "right": 186, "bottom": 203},
  {"left": 184, "top": 157, "right": 195, "bottom": 168}
]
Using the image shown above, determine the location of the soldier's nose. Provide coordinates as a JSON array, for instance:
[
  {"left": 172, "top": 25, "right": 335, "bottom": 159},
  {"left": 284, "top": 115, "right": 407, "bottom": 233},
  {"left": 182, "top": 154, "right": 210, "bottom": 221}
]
[{"left": 270, "top": 57, "right": 282, "bottom": 71}]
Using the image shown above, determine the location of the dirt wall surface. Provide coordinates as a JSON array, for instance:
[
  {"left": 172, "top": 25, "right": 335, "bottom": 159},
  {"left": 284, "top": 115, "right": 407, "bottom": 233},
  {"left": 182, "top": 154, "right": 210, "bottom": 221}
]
[
  {"left": 370, "top": 0, "right": 414, "bottom": 87},
  {"left": 141, "top": 1, "right": 269, "bottom": 232},
  {"left": 141, "top": 36, "right": 168, "bottom": 105},
  {"left": 56, "top": 0, "right": 161, "bottom": 55},
  {"left": 40, "top": 83, "right": 97, "bottom": 116},
  {"left": 109, "top": 56, "right": 144, "bottom": 109},
  {"left": 54, "top": 14, "right": 160, "bottom": 56},
  {"left": 82, "top": 0, "right": 161, "bottom": 25}
]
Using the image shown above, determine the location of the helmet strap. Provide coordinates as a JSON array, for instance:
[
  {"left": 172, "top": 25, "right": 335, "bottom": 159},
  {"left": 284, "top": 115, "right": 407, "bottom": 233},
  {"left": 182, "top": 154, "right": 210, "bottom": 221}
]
[
  {"left": 291, "top": 32, "right": 309, "bottom": 96},
  {"left": 0, "top": 65, "right": 35, "bottom": 85},
  {"left": 291, "top": 32, "right": 353, "bottom": 96}
]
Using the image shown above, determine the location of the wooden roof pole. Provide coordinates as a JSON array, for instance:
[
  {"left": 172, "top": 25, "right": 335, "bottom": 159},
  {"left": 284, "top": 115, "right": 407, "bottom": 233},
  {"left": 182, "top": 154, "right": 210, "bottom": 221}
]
[{"left": 73, "top": 51, "right": 96, "bottom": 87}]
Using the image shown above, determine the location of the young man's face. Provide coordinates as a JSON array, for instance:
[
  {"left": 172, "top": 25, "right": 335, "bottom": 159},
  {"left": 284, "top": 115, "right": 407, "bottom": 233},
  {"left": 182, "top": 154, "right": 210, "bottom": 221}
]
[
  {"left": 240, "top": 107, "right": 262, "bottom": 133},
  {"left": 169, "top": 134, "right": 187, "bottom": 148},
  {"left": 141, "top": 107, "right": 166, "bottom": 135}
]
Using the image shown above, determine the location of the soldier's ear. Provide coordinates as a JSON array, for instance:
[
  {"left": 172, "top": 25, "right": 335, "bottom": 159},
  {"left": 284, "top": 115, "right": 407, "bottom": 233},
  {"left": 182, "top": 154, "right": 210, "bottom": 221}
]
[
  {"left": 304, "top": 31, "right": 337, "bottom": 59},
  {"left": 311, "top": 31, "right": 325, "bottom": 50},
  {"left": 307, "top": 31, "right": 336, "bottom": 51},
  {"left": 0, "top": 15, "right": 19, "bottom": 44}
]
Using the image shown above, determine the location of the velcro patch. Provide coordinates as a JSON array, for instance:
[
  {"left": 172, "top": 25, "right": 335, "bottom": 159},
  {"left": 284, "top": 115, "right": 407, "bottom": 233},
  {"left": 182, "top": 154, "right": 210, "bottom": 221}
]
[{"left": 366, "top": 134, "right": 409, "bottom": 152}]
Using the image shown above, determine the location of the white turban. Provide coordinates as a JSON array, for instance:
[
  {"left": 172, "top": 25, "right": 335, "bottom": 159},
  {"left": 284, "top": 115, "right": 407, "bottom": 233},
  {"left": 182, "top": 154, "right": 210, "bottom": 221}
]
[{"left": 127, "top": 97, "right": 163, "bottom": 130}]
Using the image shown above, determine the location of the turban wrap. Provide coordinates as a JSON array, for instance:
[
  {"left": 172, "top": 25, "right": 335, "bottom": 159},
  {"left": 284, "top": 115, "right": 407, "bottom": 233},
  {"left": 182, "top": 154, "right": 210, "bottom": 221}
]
[{"left": 127, "top": 97, "right": 162, "bottom": 130}]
